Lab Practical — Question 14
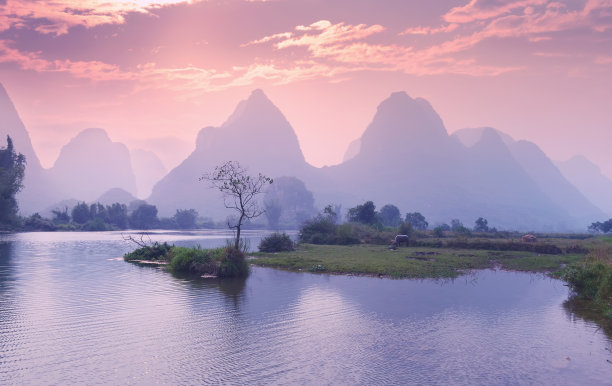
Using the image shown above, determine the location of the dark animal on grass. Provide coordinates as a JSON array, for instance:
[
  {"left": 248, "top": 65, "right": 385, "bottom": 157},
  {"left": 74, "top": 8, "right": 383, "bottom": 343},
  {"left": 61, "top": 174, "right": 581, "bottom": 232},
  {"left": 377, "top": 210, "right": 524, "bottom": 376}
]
[{"left": 389, "top": 234, "right": 411, "bottom": 249}]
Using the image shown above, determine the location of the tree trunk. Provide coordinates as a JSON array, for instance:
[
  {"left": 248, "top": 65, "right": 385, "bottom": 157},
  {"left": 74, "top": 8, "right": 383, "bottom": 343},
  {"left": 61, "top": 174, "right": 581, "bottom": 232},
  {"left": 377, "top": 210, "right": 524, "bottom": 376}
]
[{"left": 234, "top": 213, "right": 244, "bottom": 249}]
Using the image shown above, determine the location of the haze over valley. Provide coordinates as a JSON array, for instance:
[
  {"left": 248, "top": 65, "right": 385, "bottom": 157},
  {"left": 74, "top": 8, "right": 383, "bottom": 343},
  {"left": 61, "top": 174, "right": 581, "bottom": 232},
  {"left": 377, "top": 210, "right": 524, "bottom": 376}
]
[{"left": 2, "top": 83, "right": 610, "bottom": 231}]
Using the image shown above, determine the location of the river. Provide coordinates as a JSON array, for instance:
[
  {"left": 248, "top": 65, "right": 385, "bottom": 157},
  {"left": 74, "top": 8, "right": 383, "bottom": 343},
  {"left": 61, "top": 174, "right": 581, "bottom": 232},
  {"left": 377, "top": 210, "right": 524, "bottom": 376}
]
[{"left": 1, "top": 231, "right": 611, "bottom": 384}]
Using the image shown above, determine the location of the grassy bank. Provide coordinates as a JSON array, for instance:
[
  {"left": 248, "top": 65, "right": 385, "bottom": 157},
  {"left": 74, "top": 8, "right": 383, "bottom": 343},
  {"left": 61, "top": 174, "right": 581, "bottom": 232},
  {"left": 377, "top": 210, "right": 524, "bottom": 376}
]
[
  {"left": 558, "top": 244, "right": 612, "bottom": 318},
  {"left": 124, "top": 243, "right": 249, "bottom": 278},
  {"left": 252, "top": 243, "right": 582, "bottom": 279}
]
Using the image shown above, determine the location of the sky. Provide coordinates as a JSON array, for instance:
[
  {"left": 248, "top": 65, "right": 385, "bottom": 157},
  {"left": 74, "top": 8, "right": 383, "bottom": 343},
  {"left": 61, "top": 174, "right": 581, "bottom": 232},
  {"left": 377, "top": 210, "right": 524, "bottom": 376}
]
[{"left": 0, "top": 0, "right": 611, "bottom": 177}]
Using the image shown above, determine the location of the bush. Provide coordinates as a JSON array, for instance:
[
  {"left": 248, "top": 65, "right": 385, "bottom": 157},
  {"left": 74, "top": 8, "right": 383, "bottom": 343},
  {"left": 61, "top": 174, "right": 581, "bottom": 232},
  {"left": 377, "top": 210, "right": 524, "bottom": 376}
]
[
  {"left": 259, "top": 232, "right": 295, "bottom": 252},
  {"left": 169, "top": 246, "right": 221, "bottom": 274},
  {"left": 300, "top": 217, "right": 337, "bottom": 244},
  {"left": 219, "top": 247, "right": 249, "bottom": 277},
  {"left": 123, "top": 242, "right": 172, "bottom": 261}
]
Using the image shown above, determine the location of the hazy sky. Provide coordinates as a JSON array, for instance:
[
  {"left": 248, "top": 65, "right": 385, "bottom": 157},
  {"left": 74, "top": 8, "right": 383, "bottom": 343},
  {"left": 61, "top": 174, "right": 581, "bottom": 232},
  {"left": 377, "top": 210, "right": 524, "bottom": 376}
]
[{"left": 1, "top": 0, "right": 611, "bottom": 177}]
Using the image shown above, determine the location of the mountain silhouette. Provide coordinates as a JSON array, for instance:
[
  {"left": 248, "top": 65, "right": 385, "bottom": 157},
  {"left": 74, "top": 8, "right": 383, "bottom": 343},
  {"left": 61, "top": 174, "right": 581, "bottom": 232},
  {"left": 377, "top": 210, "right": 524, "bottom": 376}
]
[
  {"left": 557, "top": 156, "right": 612, "bottom": 217},
  {"left": 49, "top": 128, "right": 137, "bottom": 202},
  {"left": 0, "top": 83, "right": 59, "bottom": 213},
  {"left": 149, "top": 89, "right": 316, "bottom": 217}
]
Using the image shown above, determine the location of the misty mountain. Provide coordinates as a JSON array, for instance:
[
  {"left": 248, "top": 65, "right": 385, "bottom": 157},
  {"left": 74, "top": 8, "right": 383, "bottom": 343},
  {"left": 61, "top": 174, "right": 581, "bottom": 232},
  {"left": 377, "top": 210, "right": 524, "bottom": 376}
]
[
  {"left": 556, "top": 156, "right": 612, "bottom": 217},
  {"left": 0, "top": 83, "right": 60, "bottom": 213},
  {"left": 343, "top": 137, "right": 361, "bottom": 162},
  {"left": 97, "top": 187, "right": 138, "bottom": 207},
  {"left": 130, "top": 149, "right": 167, "bottom": 198},
  {"left": 148, "top": 89, "right": 317, "bottom": 217},
  {"left": 49, "top": 128, "right": 138, "bottom": 202},
  {"left": 322, "top": 93, "right": 589, "bottom": 230},
  {"left": 453, "top": 127, "right": 603, "bottom": 226}
]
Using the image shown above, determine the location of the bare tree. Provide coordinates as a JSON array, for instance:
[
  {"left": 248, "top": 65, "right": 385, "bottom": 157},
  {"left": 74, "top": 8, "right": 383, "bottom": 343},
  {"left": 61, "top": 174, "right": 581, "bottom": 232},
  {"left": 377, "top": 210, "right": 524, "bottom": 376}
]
[{"left": 200, "top": 161, "right": 273, "bottom": 249}]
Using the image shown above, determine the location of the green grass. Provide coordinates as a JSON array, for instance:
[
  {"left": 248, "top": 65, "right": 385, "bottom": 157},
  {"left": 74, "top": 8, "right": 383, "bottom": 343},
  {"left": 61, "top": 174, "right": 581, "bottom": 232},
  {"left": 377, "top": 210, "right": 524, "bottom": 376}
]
[
  {"left": 124, "top": 244, "right": 249, "bottom": 277},
  {"left": 252, "top": 243, "right": 581, "bottom": 279}
]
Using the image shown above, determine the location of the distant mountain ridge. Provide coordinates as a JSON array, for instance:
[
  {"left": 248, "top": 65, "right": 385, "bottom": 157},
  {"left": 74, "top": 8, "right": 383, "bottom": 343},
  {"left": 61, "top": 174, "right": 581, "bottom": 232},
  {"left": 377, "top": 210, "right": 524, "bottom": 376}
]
[
  {"left": 556, "top": 155, "right": 612, "bottom": 217},
  {"left": 150, "top": 89, "right": 603, "bottom": 230},
  {"left": 1, "top": 81, "right": 608, "bottom": 230}
]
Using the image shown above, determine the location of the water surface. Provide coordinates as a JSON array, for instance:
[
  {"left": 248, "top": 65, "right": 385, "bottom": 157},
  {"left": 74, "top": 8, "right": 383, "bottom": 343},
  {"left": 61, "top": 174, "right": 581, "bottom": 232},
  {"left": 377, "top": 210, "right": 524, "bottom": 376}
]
[{"left": 1, "top": 231, "right": 611, "bottom": 384}]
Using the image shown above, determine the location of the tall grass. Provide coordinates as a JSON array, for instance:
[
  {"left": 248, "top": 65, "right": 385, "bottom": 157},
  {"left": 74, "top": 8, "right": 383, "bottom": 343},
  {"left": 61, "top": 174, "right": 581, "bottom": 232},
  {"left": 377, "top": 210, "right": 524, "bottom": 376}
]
[{"left": 561, "top": 246, "right": 612, "bottom": 318}]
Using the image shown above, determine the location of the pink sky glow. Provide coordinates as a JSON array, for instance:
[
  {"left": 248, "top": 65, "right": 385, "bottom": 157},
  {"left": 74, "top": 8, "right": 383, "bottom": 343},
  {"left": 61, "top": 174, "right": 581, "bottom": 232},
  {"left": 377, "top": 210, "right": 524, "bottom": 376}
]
[{"left": 0, "top": 0, "right": 611, "bottom": 177}]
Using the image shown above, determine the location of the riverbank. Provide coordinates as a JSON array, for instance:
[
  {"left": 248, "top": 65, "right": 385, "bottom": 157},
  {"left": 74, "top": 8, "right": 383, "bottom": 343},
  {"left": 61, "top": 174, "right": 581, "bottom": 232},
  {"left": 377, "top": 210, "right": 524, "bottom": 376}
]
[{"left": 251, "top": 243, "right": 584, "bottom": 279}]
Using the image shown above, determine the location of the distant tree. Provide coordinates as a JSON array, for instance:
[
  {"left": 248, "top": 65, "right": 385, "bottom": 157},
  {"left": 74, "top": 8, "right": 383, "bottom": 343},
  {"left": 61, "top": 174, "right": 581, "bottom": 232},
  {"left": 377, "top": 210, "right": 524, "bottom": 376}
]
[
  {"left": 589, "top": 219, "right": 612, "bottom": 233},
  {"left": 129, "top": 203, "right": 159, "bottom": 230},
  {"left": 200, "top": 161, "right": 272, "bottom": 249},
  {"left": 451, "top": 219, "right": 463, "bottom": 231},
  {"left": 262, "top": 176, "right": 316, "bottom": 227},
  {"left": 71, "top": 202, "right": 91, "bottom": 224},
  {"left": 323, "top": 204, "right": 341, "bottom": 224},
  {"left": 378, "top": 204, "right": 401, "bottom": 227},
  {"left": 90, "top": 202, "right": 107, "bottom": 222},
  {"left": 433, "top": 226, "right": 445, "bottom": 238},
  {"left": 264, "top": 200, "right": 282, "bottom": 229},
  {"left": 474, "top": 217, "right": 489, "bottom": 232},
  {"left": 451, "top": 219, "right": 471, "bottom": 235},
  {"left": 398, "top": 221, "right": 414, "bottom": 238},
  {"left": 174, "top": 209, "right": 198, "bottom": 229},
  {"left": 405, "top": 212, "right": 428, "bottom": 230},
  {"left": 347, "top": 201, "right": 377, "bottom": 225},
  {"left": 51, "top": 206, "right": 70, "bottom": 224},
  {"left": 437, "top": 223, "right": 451, "bottom": 232},
  {"left": 0, "top": 136, "right": 26, "bottom": 228},
  {"left": 106, "top": 203, "right": 128, "bottom": 229}
]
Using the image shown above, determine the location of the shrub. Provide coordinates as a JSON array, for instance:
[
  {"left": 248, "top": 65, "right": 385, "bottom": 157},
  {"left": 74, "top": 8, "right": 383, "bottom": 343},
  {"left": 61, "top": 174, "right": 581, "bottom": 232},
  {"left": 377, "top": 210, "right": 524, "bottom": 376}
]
[
  {"left": 259, "top": 232, "right": 295, "bottom": 252},
  {"left": 169, "top": 246, "right": 221, "bottom": 274},
  {"left": 219, "top": 247, "right": 249, "bottom": 277},
  {"left": 123, "top": 242, "right": 172, "bottom": 261},
  {"left": 300, "top": 217, "right": 337, "bottom": 244}
]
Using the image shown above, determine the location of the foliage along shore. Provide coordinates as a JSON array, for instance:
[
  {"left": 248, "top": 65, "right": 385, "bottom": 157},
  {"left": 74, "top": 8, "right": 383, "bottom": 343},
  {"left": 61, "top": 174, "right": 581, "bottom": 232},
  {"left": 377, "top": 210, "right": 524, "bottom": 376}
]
[
  {"left": 253, "top": 236, "right": 612, "bottom": 320},
  {"left": 124, "top": 243, "right": 249, "bottom": 278}
]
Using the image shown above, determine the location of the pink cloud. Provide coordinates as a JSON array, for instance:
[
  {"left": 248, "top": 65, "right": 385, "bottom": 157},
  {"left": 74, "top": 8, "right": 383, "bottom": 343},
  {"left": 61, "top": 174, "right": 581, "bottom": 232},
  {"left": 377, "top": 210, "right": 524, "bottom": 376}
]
[{"left": 0, "top": 0, "right": 203, "bottom": 35}]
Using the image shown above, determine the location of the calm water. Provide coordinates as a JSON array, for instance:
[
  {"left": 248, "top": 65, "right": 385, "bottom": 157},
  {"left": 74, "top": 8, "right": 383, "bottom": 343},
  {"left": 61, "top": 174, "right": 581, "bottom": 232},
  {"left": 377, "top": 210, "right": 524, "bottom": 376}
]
[{"left": 1, "top": 231, "right": 611, "bottom": 385}]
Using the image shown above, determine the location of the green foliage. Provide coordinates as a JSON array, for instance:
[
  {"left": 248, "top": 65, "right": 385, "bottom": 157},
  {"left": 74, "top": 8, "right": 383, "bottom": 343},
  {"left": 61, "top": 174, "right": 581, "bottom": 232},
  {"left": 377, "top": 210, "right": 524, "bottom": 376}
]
[
  {"left": 0, "top": 136, "right": 26, "bottom": 228},
  {"left": 129, "top": 203, "right": 159, "bottom": 229},
  {"left": 299, "top": 215, "right": 338, "bottom": 244},
  {"left": 258, "top": 232, "right": 295, "bottom": 252},
  {"left": 51, "top": 207, "right": 70, "bottom": 224},
  {"left": 106, "top": 203, "right": 128, "bottom": 229},
  {"left": 378, "top": 204, "right": 401, "bottom": 227},
  {"left": 405, "top": 212, "right": 428, "bottom": 230},
  {"left": 589, "top": 219, "right": 612, "bottom": 233},
  {"left": 71, "top": 202, "right": 91, "bottom": 224},
  {"left": 560, "top": 248, "right": 612, "bottom": 316},
  {"left": 433, "top": 226, "right": 445, "bottom": 238},
  {"left": 169, "top": 246, "right": 222, "bottom": 274},
  {"left": 83, "top": 217, "right": 108, "bottom": 231},
  {"left": 451, "top": 219, "right": 471, "bottom": 236},
  {"left": 218, "top": 247, "right": 249, "bottom": 277},
  {"left": 23, "top": 213, "right": 56, "bottom": 231},
  {"left": 474, "top": 217, "right": 489, "bottom": 232},
  {"left": 174, "top": 208, "right": 198, "bottom": 229},
  {"left": 347, "top": 201, "right": 377, "bottom": 225},
  {"left": 123, "top": 242, "right": 173, "bottom": 261},
  {"left": 398, "top": 222, "right": 414, "bottom": 238}
]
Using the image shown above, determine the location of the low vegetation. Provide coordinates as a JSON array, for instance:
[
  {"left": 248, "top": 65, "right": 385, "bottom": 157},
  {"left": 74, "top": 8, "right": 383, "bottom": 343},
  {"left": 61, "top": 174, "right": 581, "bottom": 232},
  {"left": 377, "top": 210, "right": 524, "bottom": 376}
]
[
  {"left": 252, "top": 243, "right": 582, "bottom": 279},
  {"left": 559, "top": 245, "right": 612, "bottom": 318},
  {"left": 258, "top": 232, "right": 295, "bottom": 252},
  {"left": 124, "top": 243, "right": 249, "bottom": 278}
]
